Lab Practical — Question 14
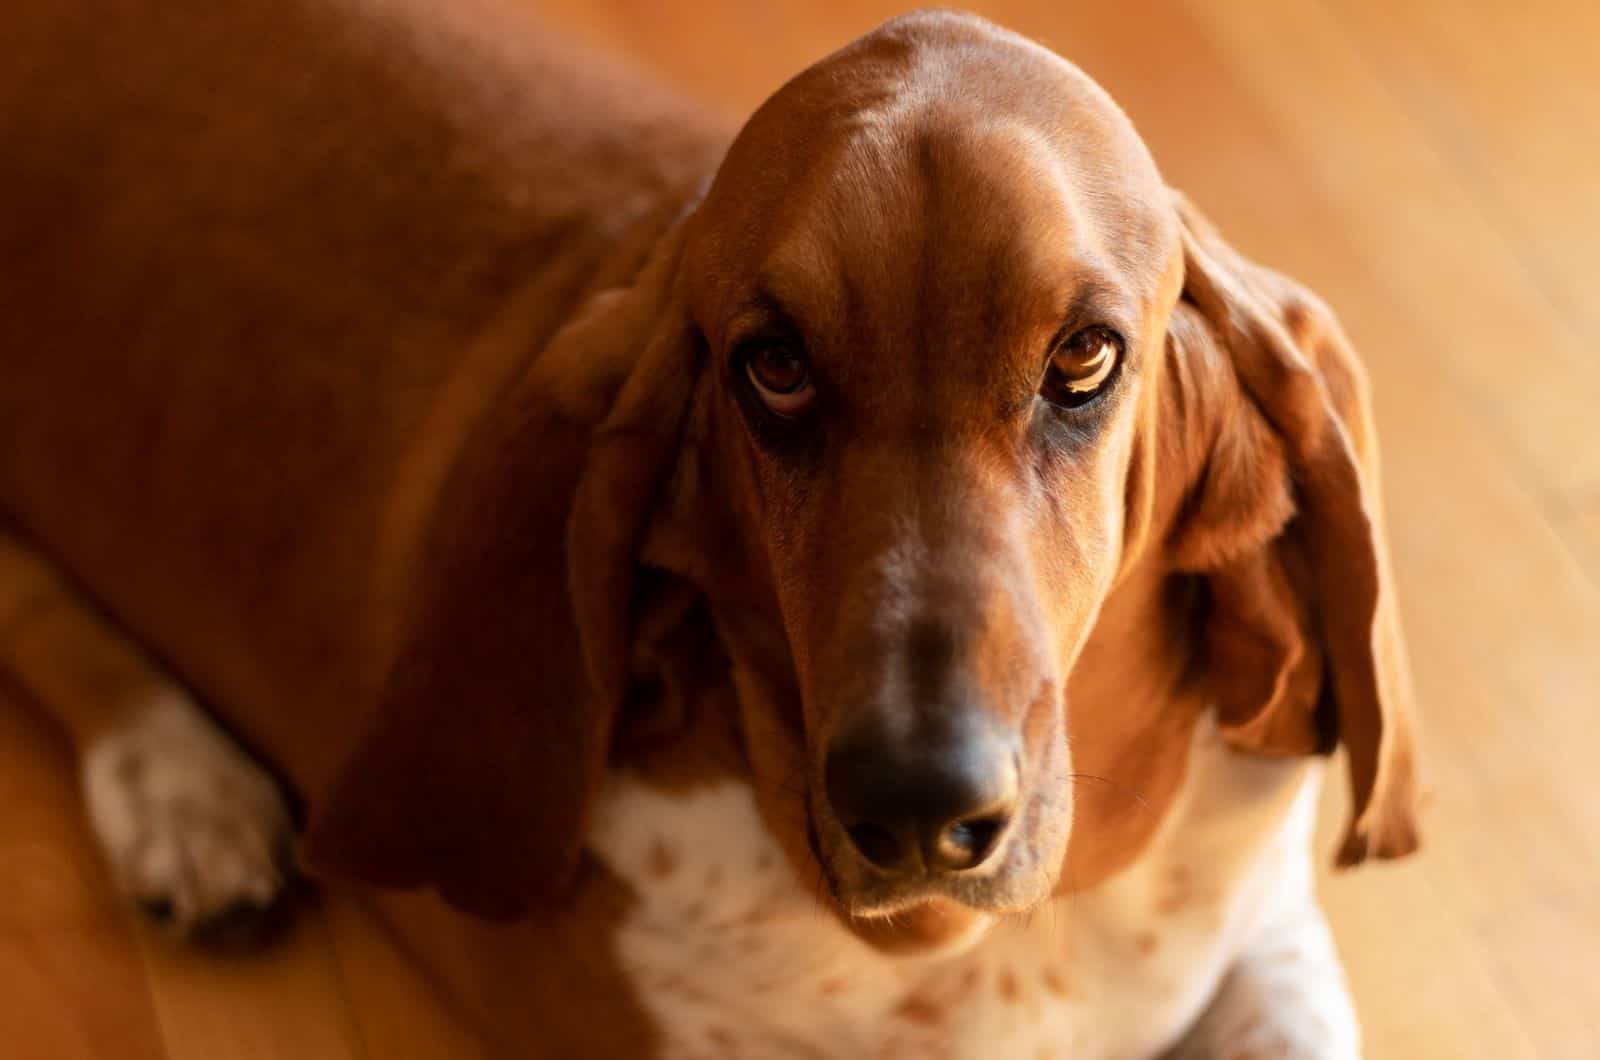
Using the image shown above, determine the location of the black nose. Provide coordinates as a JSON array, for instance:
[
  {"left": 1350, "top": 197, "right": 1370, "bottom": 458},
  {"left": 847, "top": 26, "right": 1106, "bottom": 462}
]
[{"left": 823, "top": 709, "right": 1019, "bottom": 875}]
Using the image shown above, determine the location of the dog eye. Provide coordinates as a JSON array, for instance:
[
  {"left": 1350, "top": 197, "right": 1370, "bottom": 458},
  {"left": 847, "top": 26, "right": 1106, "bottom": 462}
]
[
  {"left": 744, "top": 342, "right": 816, "bottom": 417},
  {"left": 1040, "top": 326, "right": 1122, "bottom": 408}
]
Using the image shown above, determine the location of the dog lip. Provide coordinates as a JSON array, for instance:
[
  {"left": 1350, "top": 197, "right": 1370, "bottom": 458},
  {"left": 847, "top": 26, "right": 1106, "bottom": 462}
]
[
  {"left": 831, "top": 874, "right": 1033, "bottom": 918},
  {"left": 843, "top": 897, "right": 997, "bottom": 956},
  {"left": 814, "top": 835, "right": 1043, "bottom": 918}
]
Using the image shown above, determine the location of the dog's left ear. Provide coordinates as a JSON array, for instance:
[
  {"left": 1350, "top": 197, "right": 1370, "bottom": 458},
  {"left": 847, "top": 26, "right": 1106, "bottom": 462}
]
[
  {"left": 1165, "top": 193, "right": 1421, "bottom": 866},
  {"left": 303, "top": 227, "right": 705, "bottom": 916}
]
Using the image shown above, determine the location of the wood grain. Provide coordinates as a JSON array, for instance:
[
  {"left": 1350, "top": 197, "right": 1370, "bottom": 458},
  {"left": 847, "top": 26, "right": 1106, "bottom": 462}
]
[
  {"left": 0, "top": 694, "right": 166, "bottom": 1060},
  {"left": 2, "top": 1, "right": 1595, "bottom": 1056},
  {"left": 1559, "top": 501, "right": 1600, "bottom": 593}
]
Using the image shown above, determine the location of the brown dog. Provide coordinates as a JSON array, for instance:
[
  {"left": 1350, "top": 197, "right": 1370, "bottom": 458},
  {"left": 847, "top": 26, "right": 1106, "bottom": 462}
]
[{"left": 0, "top": 1, "right": 1418, "bottom": 1055}]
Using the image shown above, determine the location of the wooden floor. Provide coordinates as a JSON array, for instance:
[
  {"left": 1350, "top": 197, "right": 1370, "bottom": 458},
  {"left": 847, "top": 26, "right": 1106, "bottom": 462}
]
[{"left": 4, "top": 1, "right": 1598, "bottom": 1056}]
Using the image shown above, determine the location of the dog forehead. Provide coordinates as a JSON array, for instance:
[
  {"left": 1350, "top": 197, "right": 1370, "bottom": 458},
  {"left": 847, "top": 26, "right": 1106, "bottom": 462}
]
[
  {"left": 693, "top": 12, "right": 1169, "bottom": 259},
  {"left": 753, "top": 123, "right": 1093, "bottom": 405},
  {"left": 689, "top": 15, "right": 1176, "bottom": 396},
  {"left": 777, "top": 113, "right": 1086, "bottom": 304}
]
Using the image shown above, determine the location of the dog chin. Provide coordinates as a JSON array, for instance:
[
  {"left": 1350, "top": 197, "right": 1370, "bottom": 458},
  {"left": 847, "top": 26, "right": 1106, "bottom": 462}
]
[
  {"left": 820, "top": 856, "right": 1058, "bottom": 956},
  {"left": 840, "top": 898, "right": 996, "bottom": 957}
]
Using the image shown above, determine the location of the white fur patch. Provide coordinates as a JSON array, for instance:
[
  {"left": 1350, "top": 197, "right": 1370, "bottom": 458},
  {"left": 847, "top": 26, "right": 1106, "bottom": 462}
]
[
  {"left": 82, "top": 692, "right": 293, "bottom": 931},
  {"left": 589, "top": 720, "right": 1347, "bottom": 1058}
]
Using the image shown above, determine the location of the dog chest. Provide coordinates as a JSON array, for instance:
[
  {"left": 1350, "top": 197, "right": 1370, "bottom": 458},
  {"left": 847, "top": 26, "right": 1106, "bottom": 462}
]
[{"left": 588, "top": 730, "right": 1316, "bottom": 1060}]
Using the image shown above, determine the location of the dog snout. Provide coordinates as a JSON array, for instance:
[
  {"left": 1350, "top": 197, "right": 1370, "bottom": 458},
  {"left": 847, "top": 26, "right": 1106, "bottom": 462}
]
[{"left": 824, "top": 709, "right": 1019, "bottom": 876}]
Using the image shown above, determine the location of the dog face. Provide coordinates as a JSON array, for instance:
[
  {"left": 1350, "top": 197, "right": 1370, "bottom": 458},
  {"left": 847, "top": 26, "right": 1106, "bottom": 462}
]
[
  {"left": 309, "top": 12, "right": 1418, "bottom": 943},
  {"left": 679, "top": 16, "right": 1182, "bottom": 935}
]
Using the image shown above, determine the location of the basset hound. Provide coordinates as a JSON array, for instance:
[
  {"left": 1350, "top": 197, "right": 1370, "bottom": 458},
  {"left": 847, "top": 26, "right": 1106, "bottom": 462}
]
[{"left": 0, "top": 0, "right": 1420, "bottom": 1055}]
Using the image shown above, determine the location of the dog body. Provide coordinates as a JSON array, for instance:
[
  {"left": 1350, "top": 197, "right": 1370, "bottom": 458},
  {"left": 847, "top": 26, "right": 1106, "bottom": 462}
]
[
  {"left": 0, "top": 2, "right": 1416, "bottom": 1056},
  {"left": 0, "top": 0, "right": 724, "bottom": 800}
]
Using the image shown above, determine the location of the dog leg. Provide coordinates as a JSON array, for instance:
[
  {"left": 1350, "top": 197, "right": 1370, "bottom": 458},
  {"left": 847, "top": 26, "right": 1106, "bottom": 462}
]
[
  {"left": 1167, "top": 901, "right": 1360, "bottom": 1060},
  {"left": 0, "top": 530, "right": 294, "bottom": 939}
]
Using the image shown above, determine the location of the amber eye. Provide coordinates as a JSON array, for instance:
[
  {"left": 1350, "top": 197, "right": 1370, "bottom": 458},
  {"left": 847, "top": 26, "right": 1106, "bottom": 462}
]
[
  {"left": 743, "top": 342, "right": 815, "bottom": 417},
  {"left": 1040, "top": 326, "right": 1123, "bottom": 408}
]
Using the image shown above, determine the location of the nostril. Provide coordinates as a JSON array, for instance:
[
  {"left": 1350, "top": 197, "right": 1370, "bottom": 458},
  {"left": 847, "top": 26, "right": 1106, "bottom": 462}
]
[
  {"left": 930, "top": 814, "right": 1006, "bottom": 872},
  {"left": 846, "top": 821, "right": 908, "bottom": 870},
  {"left": 825, "top": 707, "right": 1021, "bottom": 877}
]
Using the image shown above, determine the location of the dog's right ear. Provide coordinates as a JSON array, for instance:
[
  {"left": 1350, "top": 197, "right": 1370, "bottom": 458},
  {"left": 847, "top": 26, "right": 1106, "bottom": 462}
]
[{"left": 303, "top": 223, "right": 706, "bottom": 917}]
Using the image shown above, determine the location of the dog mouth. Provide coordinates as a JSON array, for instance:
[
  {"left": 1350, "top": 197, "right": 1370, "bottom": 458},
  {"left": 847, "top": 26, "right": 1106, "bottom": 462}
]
[{"left": 835, "top": 895, "right": 999, "bottom": 956}]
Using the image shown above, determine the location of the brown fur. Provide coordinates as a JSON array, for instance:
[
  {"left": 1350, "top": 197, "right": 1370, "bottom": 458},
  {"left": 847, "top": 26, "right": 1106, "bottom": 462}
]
[{"left": 0, "top": 2, "right": 1418, "bottom": 1050}]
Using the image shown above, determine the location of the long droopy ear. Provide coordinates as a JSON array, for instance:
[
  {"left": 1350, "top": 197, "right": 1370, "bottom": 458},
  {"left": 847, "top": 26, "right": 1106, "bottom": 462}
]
[
  {"left": 1165, "top": 193, "right": 1420, "bottom": 867},
  {"left": 303, "top": 228, "right": 705, "bottom": 917}
]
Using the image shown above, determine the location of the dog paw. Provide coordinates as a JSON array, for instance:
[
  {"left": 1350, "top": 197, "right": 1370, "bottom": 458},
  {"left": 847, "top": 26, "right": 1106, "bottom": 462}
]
[{"left": 82, "top": 693, "right": 295, "bottom": 940}]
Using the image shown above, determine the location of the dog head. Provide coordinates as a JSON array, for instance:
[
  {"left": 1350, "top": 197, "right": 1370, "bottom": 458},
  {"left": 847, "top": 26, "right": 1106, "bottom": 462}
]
[{"left": 307, "top": 12, "right": 1419, "bottom": 946}]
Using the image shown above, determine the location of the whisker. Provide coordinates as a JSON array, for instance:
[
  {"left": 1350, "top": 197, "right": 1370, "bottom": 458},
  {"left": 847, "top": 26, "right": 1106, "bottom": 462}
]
[{"left": 1066, "top": 771, "right": 1151, "bottom": 812}]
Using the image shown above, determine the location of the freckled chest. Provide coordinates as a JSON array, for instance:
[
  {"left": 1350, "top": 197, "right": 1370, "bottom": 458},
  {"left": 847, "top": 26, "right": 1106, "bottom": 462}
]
[{"left": 588, "top": 723, "right": 1319, "bottom": 1060}]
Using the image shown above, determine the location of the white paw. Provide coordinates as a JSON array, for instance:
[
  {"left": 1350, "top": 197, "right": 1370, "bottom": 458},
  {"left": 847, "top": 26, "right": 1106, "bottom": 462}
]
[{"left": 82, "top": 693, "right": 294, "bottom": 936}]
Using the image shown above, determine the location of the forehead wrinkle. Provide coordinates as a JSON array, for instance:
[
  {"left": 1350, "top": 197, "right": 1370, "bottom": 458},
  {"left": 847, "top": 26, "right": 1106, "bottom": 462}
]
[
  {"left": 912, "top": 117, "right": 1107, "bottom": 399},
  {"left": 742, "top": 119, "right": 914, "bottom": 342},
  {"left": 759, "top": 123, "right": 929, "bottom": 392},
  {"left": 756, "top": 233, "right": 846, "bottom": 334},
  {"left": 790, "top": 113, "right": 1123, "bottom": 421},
  {"left": 1005, "top": 133, "right": 1172, "bottom": 336},
  {"left": 930, "top": 120, "right": 1079, "bottom": 290},
  {"left": 759, "top": 216, "right": 908, "bottom": 397}
]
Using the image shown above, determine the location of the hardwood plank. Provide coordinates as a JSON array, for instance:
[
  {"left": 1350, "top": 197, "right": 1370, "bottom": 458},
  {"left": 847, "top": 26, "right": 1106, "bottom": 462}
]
[
  {"left": 0, "top": 694, "right": 167, "bottom": 1060},
  {"left": 1178, "top": 0, "right": 1600, "bottom": 502},
  {"left": 130, "top": 898, "right": 365, "bottom": 1060},
  {"left": 1557, "top": 500, "right": 1600, "bottom": 593},
  {"left": 1330, "top": 0, "right": 1600, "bottom": 360},
  {"left": 320, "top": 893, "right": 489, "bottom": 1060},
  {"left": 1314, "top": 785, "right": 1539, "bottom": 1060}
]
